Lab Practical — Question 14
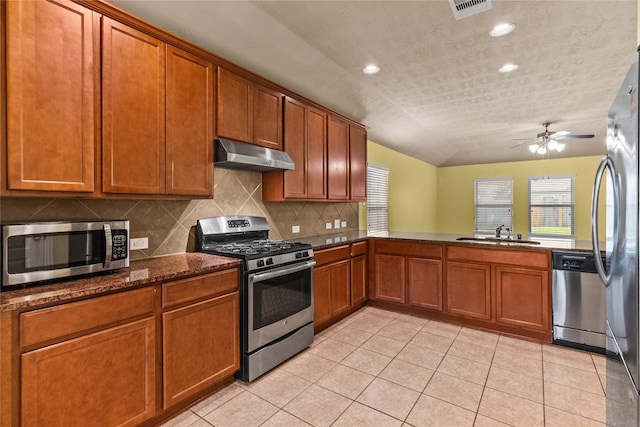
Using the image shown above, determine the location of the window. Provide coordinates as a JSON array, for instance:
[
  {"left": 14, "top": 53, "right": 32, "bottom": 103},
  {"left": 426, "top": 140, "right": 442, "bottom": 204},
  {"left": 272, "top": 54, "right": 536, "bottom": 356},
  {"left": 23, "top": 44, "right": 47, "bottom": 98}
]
[
  {"left": 474, "top": 178, "right": 513, "bottom": 234},
  {"left": 529, "top": 175, "right": 574, "bottom": 237},
  {"left": 367, "top": 164, "right": 389, "bottom": 234}
]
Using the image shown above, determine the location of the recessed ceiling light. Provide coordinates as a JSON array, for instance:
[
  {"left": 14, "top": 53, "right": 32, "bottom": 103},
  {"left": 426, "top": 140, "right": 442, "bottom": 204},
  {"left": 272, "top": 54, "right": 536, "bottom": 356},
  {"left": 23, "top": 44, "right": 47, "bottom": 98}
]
[
  {"left": 490, "top": 22, "right": 515, "bottom": 37},
  {"left": 498, "top": 63, "right": 519, "bottom": 73},
  {"left": 363, "top": 64, "right": 380, "bottom": 75}
]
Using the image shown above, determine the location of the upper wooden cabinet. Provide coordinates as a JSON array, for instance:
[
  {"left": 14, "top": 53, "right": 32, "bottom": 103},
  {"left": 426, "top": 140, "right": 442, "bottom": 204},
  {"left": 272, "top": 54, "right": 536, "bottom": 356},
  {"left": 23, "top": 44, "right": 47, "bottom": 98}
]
[
  {"left": 262, "top": 97, "right": 327, "bottom": 201},
  {"left": 349, "top": 124, "right": 367, "bottom": 202},
  {"left": 165, "top": 46, "right": 214, "bottom": 196},
  {"left": 216, "top": 67, "right": 283, "bottom": 149},
  {"left": 6, "top": 0, "right": 98, "bottom": 193},
  {"left": 102, "top": 19, "right": 214, "bottom": 196},
  {"left": 102, "top": 18, "right": 166, "bottom": 194},
  {"left": 327, "top": 115, "right": 350, "bottom": 200}
]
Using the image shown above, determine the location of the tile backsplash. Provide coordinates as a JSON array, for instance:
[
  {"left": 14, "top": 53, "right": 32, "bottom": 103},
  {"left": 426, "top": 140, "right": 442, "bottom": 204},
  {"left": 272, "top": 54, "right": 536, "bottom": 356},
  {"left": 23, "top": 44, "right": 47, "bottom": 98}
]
[{"left": 0, "top": 169, "right": 359, "bottom": 260}]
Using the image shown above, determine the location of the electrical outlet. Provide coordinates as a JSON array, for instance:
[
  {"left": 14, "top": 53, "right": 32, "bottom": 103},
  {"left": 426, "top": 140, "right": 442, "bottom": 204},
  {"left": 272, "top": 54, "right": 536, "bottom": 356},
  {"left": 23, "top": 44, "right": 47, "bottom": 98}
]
[
  {"left": 130, "top": 237, "right": 148, "bottom": 250},
  {"left": 292, "top": 225, "right": 300, "bottom": 233},
  {"left": 326, "top": 222, "right": 332, "bottom": 230},
  {"left": 341, "top": 221, "right": 347, "bottom": 228},
  {"left": 334, "top": 219, "right": 341, "bottom": 229}
]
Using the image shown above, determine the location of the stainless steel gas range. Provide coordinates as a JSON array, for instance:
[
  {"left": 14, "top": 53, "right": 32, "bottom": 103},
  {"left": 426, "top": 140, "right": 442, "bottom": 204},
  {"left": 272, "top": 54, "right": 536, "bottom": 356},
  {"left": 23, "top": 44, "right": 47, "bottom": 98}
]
[{"left": 196, "top": 216, "right": 314, "bottom": 382}]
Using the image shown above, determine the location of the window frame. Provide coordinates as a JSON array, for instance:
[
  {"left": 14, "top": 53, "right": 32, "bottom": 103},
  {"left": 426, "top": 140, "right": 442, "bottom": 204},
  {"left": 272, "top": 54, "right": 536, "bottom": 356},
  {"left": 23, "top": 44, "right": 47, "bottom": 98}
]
[
  {"left": 474, "top": 177, "right": 514, "bottom": 236},
  {"left": 528, "top": 174, "right": 575, "bottom": 238},
  {"left": 366, "top": 164, "right": 389, "bottom": 235}
]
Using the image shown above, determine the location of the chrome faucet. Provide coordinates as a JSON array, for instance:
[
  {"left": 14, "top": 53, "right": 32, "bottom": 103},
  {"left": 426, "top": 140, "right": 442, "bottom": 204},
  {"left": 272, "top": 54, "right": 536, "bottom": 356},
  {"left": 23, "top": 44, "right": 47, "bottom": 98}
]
[{"left": 495, "top": 225, "right": 505, "bottom": 238}]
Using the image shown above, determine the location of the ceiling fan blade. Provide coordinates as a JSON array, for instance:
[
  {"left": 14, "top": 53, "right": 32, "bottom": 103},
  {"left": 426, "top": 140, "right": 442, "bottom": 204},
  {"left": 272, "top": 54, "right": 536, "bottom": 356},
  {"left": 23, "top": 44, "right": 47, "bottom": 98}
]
[
  {"left": 511, "top": 140, "right": 535, "bottom": 148},
  {"left": 549, "top": 131, "right": 570, "bottom": 139},
  {"left": 556, "top": 134, "right": 595, "bottom": 139}
]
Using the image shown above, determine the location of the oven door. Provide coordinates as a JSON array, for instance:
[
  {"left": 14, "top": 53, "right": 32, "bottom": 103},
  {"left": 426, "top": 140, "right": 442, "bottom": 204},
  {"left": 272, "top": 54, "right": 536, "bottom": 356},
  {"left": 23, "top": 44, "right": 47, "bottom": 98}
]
[{"left": 247, "top": 259, "right": 315, "bottom": 353}]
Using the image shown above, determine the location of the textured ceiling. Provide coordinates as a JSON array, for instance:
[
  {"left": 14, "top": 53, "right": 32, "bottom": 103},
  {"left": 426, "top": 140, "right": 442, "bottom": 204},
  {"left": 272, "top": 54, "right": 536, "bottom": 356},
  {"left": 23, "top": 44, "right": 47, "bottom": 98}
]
[{"left": 111, "top": 0, "right": 637, "bottom": 166}]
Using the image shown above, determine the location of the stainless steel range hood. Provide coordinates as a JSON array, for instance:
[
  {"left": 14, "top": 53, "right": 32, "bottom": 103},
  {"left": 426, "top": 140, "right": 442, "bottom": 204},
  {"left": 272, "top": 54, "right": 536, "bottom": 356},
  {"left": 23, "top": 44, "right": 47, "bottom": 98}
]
[{"left": 214, "top": 138, "right": 295, "bottom": 172}]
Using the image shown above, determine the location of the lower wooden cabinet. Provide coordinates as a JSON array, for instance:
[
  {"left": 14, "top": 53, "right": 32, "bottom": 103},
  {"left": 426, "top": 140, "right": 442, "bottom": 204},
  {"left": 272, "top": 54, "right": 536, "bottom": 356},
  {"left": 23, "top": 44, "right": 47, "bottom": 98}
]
[
  {"left": 495, "top": 266, "right": 550, "bottom": 331},
  {"left": 21, "top": 318, "right": 156, "bottom": 427},
  {"left": 446, "top": 261, "right": 491, "bottom": 320},
  {"left": 163, "top": 292, "right": 240, "bottom": 408},
  {"left": 313, "top": 245, "right": 352, "bottom": 329},
  {"left": 351, "top": 254, "right": 367, "bottom": 306},
  {"left": 408, "top": 258, "right": 443, "bottom": 311},
  {"left": 374, "top": 254, "right": 406, "bottom": 303}
]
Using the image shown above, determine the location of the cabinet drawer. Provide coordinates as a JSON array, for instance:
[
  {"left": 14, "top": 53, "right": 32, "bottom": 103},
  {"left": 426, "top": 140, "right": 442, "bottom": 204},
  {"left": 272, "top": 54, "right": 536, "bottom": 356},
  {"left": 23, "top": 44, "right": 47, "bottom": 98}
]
[
  {"left": 446, "top": 245, "right": 550, "bottom": 269},
  {"left": 314, "top": 245, "right": 350, "bottom": 266},
  {"left": 20, "top": 287, "right": 155, "bottom": 347},
  {"left": 351, "top": 241, "right": 367, "bottom": 257},
  {"left": 375, "top": 240, "right": 443, "bottom": 259},
  {"left": 163, "top": 268, "right": 239, "bottom": 308}
]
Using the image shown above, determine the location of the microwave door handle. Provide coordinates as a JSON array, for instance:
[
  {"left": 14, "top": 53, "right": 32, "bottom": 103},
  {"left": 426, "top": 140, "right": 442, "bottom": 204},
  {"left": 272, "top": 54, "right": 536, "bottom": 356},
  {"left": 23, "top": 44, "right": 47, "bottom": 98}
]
[
  {"left": 103, "top": 223, "right": 113, "bottom": 268},
  {"left": 591, "top": 155, "right": 620, "bottom": 287}
]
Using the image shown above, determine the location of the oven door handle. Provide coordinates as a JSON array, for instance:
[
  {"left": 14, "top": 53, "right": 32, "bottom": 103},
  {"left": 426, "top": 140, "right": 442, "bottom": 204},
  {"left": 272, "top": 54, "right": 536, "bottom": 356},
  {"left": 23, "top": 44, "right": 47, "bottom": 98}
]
[{"left": 248, "top": 260, "right": 316, "bottom": 282}]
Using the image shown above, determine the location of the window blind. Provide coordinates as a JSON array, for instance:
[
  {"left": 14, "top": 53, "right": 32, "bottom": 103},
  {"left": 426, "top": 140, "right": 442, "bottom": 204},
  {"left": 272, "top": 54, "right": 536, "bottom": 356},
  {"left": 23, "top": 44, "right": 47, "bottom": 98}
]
[
  {"left": 474, "top": 178, "right": 513, "bottom": 234},
  {"left": 529, "top": 175, "right": 574, "bottom": 237},
  {"left": 367, "top": 164, "right": 389, "bottom": 234}
]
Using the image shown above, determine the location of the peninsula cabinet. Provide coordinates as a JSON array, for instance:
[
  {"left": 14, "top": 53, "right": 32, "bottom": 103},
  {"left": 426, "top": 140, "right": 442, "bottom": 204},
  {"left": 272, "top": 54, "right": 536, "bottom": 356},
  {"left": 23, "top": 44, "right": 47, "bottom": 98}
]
[
  {"left": 372, "top": 240, "right": 443, "bottom": 311},
  {"left": 19, "top": 287, "right": 157, "bottom": 427},
  {"left": 314, "top": 245, "right": 351, "bottom": 330},
  {"left": 350, "top": 241, "right": 368, "bottom": 306},
  {"left": 216, "top": 67, "right": 283, "bottom": 150},
  {"left": 5, "top": 0, "right": 99, "bottom": 193},
  {"left": 262, "top": 97, "right": 327, "bottom": 200},
  {"left": 445, "top": 244, "right": 552, "bottom": 339},
  {"left": 102, "top": 19, "right": 214, "bottom": 196}
]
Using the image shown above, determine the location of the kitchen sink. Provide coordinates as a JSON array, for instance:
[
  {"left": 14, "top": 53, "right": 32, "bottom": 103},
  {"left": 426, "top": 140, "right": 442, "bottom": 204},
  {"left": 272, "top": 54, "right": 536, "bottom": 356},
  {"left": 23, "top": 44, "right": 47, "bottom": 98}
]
[{"left": 456, "top": 237, "right": 541, "bottom": 245}]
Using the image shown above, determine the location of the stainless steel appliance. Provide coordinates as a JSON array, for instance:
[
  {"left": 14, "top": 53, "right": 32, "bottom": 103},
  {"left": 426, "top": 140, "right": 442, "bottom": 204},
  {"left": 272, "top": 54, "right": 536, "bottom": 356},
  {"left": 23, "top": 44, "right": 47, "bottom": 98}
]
[
  {"left": 2, "top": 220, "right": 129, "bottom": 289},
  {"left": 552, "top": 251, "right": 606, "bottom": 353},
  {"left": 591, "top": 53, "right": 640, "bottom": 426},
  {"left": 214, "top": 138, "right": 295, "bottom": 172},
  {"left": 196, "top": 216, "right": 314, "bottom": 382}
]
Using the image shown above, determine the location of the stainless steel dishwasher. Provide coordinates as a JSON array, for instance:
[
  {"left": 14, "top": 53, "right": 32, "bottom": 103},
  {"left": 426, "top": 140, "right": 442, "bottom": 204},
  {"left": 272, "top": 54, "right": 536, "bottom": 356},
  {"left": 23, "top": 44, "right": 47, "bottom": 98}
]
[{"left": 552, "top": 251, "right": 606, "bottom": 353}]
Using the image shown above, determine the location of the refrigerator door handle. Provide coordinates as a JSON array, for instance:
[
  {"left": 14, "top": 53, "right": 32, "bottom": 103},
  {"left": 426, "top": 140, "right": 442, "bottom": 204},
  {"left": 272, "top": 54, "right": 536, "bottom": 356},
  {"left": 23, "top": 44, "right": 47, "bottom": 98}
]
[{"left": 591, "top": 155, "right": 619, "bottom": 287}]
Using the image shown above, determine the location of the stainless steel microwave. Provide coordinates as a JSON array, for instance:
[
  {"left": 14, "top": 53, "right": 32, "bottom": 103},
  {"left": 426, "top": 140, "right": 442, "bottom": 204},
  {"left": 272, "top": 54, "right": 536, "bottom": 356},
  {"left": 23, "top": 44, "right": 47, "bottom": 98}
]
[{"left": 1, "top": 220, "right": 129, "bottom": 289}]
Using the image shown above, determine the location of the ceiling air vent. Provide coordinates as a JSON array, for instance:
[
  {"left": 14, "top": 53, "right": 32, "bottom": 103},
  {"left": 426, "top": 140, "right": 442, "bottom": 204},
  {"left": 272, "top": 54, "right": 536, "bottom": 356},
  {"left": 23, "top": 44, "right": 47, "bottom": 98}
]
[{"left": 448, "top": 0, "right": 492, "bottom": 20}]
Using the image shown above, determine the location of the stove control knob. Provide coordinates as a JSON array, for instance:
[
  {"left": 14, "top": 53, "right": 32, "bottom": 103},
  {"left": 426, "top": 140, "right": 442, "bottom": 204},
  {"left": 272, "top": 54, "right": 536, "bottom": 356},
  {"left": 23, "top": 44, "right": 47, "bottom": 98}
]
[
  {"left": 302, "top": 251, "right": 309, "bottom": 257},
  {"left": 257, "top": 259, "right": 265, "bottom": 267},
  {"left": 266, "top": 258, "right": 274, "bottom": 266},
  {"left": 295, "top": 252, "right": 303, "bottom": 259}
]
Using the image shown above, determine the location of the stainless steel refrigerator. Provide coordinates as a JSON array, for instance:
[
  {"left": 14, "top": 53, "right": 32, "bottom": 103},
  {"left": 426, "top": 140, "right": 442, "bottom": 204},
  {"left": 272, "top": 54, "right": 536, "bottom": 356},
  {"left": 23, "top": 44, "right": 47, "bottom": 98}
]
[{"left": 592, "top": 53, "right": 640, "bottom": 426}]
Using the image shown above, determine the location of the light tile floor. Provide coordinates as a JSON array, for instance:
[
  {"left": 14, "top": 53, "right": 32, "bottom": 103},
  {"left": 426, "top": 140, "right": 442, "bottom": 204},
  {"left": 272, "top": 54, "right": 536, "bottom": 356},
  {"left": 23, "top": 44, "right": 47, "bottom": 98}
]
[{"left": 161, "top": 307, "right": 607, "bottom": 427}]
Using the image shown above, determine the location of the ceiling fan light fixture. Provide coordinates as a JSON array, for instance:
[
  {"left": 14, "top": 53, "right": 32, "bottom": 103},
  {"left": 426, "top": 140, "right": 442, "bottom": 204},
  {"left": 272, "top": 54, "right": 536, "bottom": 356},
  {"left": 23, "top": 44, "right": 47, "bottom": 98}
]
[
  {"left": 556, "top": 143, "right": 566, "bottom": 152},
  {"left": 529, "top": 144, "right": 539, "bottom": 153},
  {"left": 499, "top": 63, "right": 519, "bottom": 73},
  {"left": 362, "top": 64, "right": 380, "bottom": 75},
  {"left": 536, "top": 146, "right": 547, "bottom": 155},
  {"left": 547, "top": 139, "right": 558, "bottom": 150},
  {"left": 490, "top": 22, "right": 515, "bottom": 37}
]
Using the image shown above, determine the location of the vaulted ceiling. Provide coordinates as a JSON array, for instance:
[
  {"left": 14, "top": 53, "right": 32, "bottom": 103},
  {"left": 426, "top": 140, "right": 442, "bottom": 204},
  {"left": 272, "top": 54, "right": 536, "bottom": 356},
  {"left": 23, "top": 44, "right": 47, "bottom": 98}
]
[{"left": 111, "top": 0, "right": 637, "bottom": 166}]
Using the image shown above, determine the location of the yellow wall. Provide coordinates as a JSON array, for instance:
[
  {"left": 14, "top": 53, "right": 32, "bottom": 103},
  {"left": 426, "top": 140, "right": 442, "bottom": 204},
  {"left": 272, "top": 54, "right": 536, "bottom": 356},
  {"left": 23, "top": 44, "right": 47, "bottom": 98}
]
[
  {"left": 359, "top": 141, "right": 438, "bottom": 232},
  {"left": 361, "top": 140, "right": 605, "bottom": 241},
  {"left": 437, "top": 156, "right": 604, "bottom": 240}
]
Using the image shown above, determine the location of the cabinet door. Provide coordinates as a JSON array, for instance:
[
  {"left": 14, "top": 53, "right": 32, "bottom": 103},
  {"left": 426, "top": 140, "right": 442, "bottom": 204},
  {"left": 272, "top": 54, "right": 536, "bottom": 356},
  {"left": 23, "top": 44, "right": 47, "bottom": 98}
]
[
  {"left": 314, "top": 264, "right": 333, "bottom": 325},
  {"left": 446, "top": 261, "right": 491, "bottom": 320},
  {"left": 374, "top": 254, "right": 406, "bottom": 303},
  {"left": 331, "top": 260, "right": 351, "bottom": 317},
  {"left": 163, "top": 292, "right": 240, "bottom": 408},
  {"left": 307, "top": 107, "right": 327, "bottom": 199},
  {"left": 495, "top": 266, "right": 550, "bottom": 331},
  {"left": 283, "top": 97, "right": 307, "bottom": 198},
  {"left": 21, "top": 318, "right": 155, "bottom": 427},
  {"left": 253, "top": 85, "right": 283, "bottom": 150},
  {"left": 166, "top": 46, "right": 214, "bottom": 196},
  {"left": 351, "top": 255, "right": 367, "bottom": 306},
  {"left": 102, "top": 18, "right": 165, "bottom": 194},
  {"left": 217, "top": 68, "right": 253, "bottom": 143},
  {"left": 408, "top": 258, "right": 443, "bottom": 311},
  {"left": 349, "top": 125, "right": 367, "bottom": 201},
  {"left": 327, "top": 116, "right": 350, "bottom": 200},
  {"left": 6, "top": 0, "right": 97, "bottom": 192}
]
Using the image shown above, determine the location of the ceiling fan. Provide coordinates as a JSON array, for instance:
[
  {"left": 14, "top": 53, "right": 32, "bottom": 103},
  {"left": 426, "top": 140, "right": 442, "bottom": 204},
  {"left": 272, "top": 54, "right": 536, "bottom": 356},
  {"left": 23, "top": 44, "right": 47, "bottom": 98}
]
[{"left": 512, "top": 122, "right": 595, "bottom": 155}]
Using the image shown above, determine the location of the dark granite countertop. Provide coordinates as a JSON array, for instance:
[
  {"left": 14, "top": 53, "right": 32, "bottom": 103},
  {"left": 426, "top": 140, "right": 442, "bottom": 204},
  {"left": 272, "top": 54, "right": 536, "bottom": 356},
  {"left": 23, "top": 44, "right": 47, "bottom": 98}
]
[
  {"left": 291, "top": 231, "right": 597, "bottom": 253},
  {"left": 1, "top": 253, "right": 241, "bottom": 312}
]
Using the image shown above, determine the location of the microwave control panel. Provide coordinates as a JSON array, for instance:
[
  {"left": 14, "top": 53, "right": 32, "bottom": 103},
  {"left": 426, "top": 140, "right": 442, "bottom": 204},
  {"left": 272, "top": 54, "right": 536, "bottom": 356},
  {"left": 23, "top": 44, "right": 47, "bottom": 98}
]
[{"left": 111, "top": 230, "right": 128, "bottom": 260}]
